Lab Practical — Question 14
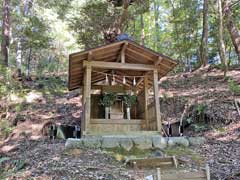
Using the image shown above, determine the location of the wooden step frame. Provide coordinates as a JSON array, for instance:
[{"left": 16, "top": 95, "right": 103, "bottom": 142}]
[
  {"left": 153, "top": 164, "right": 210, "bottom": 180},
  {"left": 126, "top": 156, "right": 178, "bottom": 169}
]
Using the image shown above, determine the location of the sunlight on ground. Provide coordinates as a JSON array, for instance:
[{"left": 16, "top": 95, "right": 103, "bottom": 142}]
[
  {"left": 0, "top": 144, "right": 18, "bottom": 153},
  {"left": 10, "top": 94, "right": 24, "bottom": 103},
  {"left": 164, "top": 146, "right": 205, "bottom": 165},
  {"left": 26, "top": 91, "right": 44, "bottom": 103},
  {"left": 206, "top": 122, "right": 240, "bottom": 141}
]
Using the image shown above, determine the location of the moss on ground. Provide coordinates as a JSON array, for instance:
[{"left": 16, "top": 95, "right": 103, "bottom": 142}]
[
  {"left": 164, "top": 146, "right": 205, "bottom": 165},
  {"left": 0, "top": 120, "right": 14, "bottom": 139},
  {"left": 103, "top": 146, "right": 153, "bottom": 162}
]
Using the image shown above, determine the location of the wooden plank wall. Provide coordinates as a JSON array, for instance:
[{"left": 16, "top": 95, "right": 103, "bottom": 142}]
[
  {"left": 89, "top": 119, "right": 142, "bottom": 133},
  {"left": 147, "top": 102, "right": 157, "bottom": 131},
  {"left": 91, "top": 95, "right": 104, "bottom": 119},
  {"left": 138, "top": 101, "right": 157, "bottom": 131},
  {"left": 137, "top": 91, "right": 145, "bottom": 119}
]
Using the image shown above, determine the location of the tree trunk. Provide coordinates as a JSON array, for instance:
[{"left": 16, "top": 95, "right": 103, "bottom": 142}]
[
  {"left": 104, "top": 0, "right": 131, "bottom": 43},
  {"left": 117, "top": 0, "right": 130, "bottom": 32},
  {"left": 170, "top": 0, "right": 183, "bottom": 67},
  {"left": 224, "top": 0, "right": 240, "bottom": 63},
  {"left": 200, "top": 0, "right": 209, "bottom": 66},
  {"left": 1, "top": 0, "right": 10, "bottom": 66},
  {"left": 16, "top": 40, "right": 22, "bottom": 75},
  {"left": 217, "top": 0, "right": 227, "bottom": 76},
  {"left": 153, "top": 0, "right": 160, "bottom": 51},
  {"left": 27, "top": 47, "right": 32, "bottom": 77},
  {"left": 140, "top": 14, "right": 145, "bottom": 46}
]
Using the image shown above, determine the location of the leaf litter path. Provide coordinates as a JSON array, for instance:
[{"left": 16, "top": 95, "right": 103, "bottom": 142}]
[
  {"left": 193, "top": 122, "right": 240, "bottom": 180},
  {"left": 0, "top": 139, "right": 142, "bottom": 180}
]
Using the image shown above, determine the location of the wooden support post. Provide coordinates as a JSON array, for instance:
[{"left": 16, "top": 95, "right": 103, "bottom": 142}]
[
  {"left": 121, "top": 42, "right": 128, "bottom": 63},
  {"left": 83, "top": 64, "right": 92, "bottom": 135},
  {"left": 173, "top": 156, "right": 178, "bottom": 168},
  {"left": 157, "top": 168, "right": 161, "bottom": 180},
  {"left": 144, "top": 75, "right": 149, "bottom": 130},
  {"left": 121, "top": 52, "right": 125, "bottom": 63},
  {"left": 205, "top": 164, "right": 210, "bottom": 180},
  {"left": 81, "top": 86, "right": 85, "bottom": 136},
  {"left": 153, "top": 70, "right": 161, "bottom": 132},
  {"left": 154, "top": 56, "right": 163, "bottom": 65}
]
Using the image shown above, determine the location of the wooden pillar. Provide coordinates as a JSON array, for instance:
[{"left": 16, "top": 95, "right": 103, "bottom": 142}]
[
  {"left": 153, "top": 70, "right": 161, "bottom": 132},
  {"left": 121, "top": 49, "right": 125, "bottom": 63},
  {"left": 121, "top": 42, "right": 128, "bottom": 63},
  {"left": 144, "top": 75, "right": 149, "bottom": 130},
  {"left": 81, "top": 86, "right": 85, "bottom": 136},
  {"left": 83, "top": 64, "right": 92, "bottom": 135}
]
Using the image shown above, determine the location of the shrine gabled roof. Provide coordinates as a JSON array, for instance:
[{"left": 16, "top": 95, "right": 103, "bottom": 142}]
[{"left": 68, "top": 40, "right": 178, "bottom": 91}]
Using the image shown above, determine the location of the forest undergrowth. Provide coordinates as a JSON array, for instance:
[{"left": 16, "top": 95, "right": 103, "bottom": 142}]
[{"left": 0, "top": 65, "right": 240, "bottom": 179}]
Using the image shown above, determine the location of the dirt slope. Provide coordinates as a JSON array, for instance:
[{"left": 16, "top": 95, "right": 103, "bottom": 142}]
[
  {"left": 160, "top": 66, "right": 240, "bottom": 179},
  {"left": 1, "top": 66, "right": 240, "bottom": 179}
]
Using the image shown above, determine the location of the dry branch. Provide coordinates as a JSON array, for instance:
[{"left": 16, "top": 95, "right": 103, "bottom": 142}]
[{"left": 234, "top": 99, "right": 240, "bottom": 117}]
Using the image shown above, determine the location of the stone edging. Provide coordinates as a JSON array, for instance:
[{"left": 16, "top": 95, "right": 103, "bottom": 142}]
[{"left": 65, "top": 136, "right": 206, "bottom": 151}]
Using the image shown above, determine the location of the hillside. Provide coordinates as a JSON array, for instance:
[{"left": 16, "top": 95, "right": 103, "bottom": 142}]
[
  {"left": 0, "top": 66, "right": 240, "bottom": 179},
  {"left": 160, "top": 66, "right": 240, "bottom": 179}
]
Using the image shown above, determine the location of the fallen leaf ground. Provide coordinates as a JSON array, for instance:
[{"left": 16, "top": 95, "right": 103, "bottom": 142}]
[{"left": 1, "top": 66, "right": 240, "bottom": 179}]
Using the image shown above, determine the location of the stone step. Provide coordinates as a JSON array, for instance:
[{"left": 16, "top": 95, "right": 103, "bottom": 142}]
[{"left": 87, "top": 131, "right": 161, "bottom": 136}]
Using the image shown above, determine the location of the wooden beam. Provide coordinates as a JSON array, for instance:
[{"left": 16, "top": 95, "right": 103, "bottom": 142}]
[
  {"left": 136, "top": 71, "right": 152, "bottom": 91},
  {"left": 127, "top": 156, "right": 177, "bottom": 169},
  {"left": 91, "top": 77, "right": 105, "bottom": 84},
  {"left": 161, "top": 172, "right": 206, "bottom": 179},
  {"left": 87, "top": 51, "right": 93, "bottom": 61},
  {"left": 94, "top": 53, "right": 118, "bottom": 61},
  {"left": 71, "top": 40, "right": 127, "bottom": 58},
  {"left": 94, "top": 47, "right": 121, "bottom": 56},
  {"left": 91, "top": 119, "right": 142, "bottom": 124},
  {"left": 159, "top": 62, "right": 173, "bottom": 69},
  {"left": 125, "top": 54, "right": 171, "bottom": 73},
  {"left": 128, "top": 42, "right": 177, "bottom": 64},
  {"left": 121, "top": 42, "right": 128, "bottom": 63},
  {"left": 83, "top": 60, "right": 159, "bottom": 71},
  {"left": 154, "top": 56, "right": 163, "bottom": 65},
  {"left": 144, "top": 75, "right": 149, "bottom": 130},
  {"left": 83, "top": 65, "right": 92, "bottom": 135},
  {"left": 87, "top": 85, "right": 132, "bottom": 90},
  {"left": 136, "top": 78, "right": 144, "bottom": 87},
  {"left": 127, "top": 48, "right": 154, "bottom": 61},
  {"left": 153, "top": 69, "right": 161, "bottom": 132}
]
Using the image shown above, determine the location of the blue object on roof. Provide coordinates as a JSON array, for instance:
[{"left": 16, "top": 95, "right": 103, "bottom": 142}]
[{"left": 116, "top": 34, "right": 134, "bottom": 41}]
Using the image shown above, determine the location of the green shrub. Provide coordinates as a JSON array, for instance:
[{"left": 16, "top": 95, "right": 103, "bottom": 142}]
[
  {"left": 195, "top": 104, "right": 207, "bottom": 122},
  {"left": 196, "top": 104, "right": 207, "bottom": 116},
  {"left": 190, "top": 123, "right": 208, "bottom": 132},
  {"left": 0, "top": 120, "right": 13, "bottom": 138},
  {"left": 185, "top": 117, "right": 193, "bottom": 124},
  {"left": 122, "top": 94, "right": 137, "bottom": 108},
  {"left": 228, "top": 79, "right": 240, "bottom": 95},
  {"left": 99, "top": 93, "right": 117, "bottom": 107}
]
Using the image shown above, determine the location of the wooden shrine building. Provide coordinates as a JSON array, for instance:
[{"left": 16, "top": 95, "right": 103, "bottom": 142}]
[{"left": 68, "top": 40, "right": 177, "bottom": 136}]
